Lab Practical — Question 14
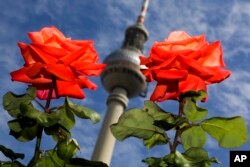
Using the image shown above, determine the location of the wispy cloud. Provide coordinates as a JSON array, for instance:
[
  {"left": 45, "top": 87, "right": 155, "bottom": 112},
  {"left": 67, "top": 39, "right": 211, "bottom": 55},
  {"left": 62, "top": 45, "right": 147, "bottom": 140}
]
[
  {"left": 211, "top": 70, "right": 250, "bottom": 121},
  {"left": 0, "top": 0, "right": 250, "bottom": 166},
  {"left": 112, "top": 139, "right": 145, "bottom": 167}
]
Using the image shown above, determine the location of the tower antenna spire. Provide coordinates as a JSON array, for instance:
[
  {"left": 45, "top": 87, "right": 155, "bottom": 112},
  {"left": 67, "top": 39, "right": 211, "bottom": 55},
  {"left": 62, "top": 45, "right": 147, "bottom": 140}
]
[{"left": 137, "top": 0, "right": 150, "bottom": 24}]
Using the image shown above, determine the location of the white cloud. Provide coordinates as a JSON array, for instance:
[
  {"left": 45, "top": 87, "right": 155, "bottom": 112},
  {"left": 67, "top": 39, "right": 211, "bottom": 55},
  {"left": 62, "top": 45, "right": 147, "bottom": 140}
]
[
  {"left": 112, "top": 139, "right": 145, "bottom": 167},
  {"left": 1, "top": 0, "right": 250, "bottom": 166},
  {"left": 211, "top": 70, "right": 250, "bottom": 121}
]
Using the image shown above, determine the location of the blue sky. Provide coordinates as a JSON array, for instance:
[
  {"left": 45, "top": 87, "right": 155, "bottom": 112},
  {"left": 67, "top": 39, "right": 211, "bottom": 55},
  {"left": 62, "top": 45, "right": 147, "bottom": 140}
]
[{"left": 0, "top": 0, "right": 250, "bottom": 166}]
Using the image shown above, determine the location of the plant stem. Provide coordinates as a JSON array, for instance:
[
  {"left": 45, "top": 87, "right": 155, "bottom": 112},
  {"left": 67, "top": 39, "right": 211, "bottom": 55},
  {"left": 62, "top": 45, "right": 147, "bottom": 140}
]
[
  {"left": 171, "top": 99, "right": 184, "bottom": 153},
  {"left": 27, "top": 78, "right": 55, "bottom": 166}
]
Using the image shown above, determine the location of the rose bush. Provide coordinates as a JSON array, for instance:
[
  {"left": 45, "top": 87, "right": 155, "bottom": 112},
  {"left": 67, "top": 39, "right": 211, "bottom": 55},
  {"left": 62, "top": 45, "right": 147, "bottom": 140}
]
[
  {"left": 112, "top": 31, "right": 247, "bottom": 167},
  {"left": 11, "top": 26, "right": 106, "bottom": 100},
  {"left": 140, "top": 31, "right": 231, "bottom": 102}
]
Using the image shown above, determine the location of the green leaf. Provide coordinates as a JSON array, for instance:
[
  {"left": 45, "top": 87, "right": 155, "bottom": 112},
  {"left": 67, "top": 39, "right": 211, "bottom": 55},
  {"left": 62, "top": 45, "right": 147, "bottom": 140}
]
[
  {"left": 44, "top": 124, "right": 71, "bottom": 141},
  {"left": 0, "top": 145, "right": 24, "bottom": 161},
  {"left": 3, "top": 87, "right": 36, "bottom": 117},
  {"left": 65, "top": 97, "right": 100, "bottom": 123},
  {"left": 8, "top": 118, "right": 38, "bottom": 142},
  {"left": 7, "top": 120, "right": 23, "bottom": 132},
  {"left": 174, "top": 150, "right": 219, "bottom": 167},
  {"left": 33, "top": 150, "right": 65, "bottom": 167},
  {"left": 201, "top": 116, "right": 248, "bottom": 148},
  {"left": 0, "top": 161, "right": 26, "bottom": 167},
  {"left": 183, "top": 97, "right": 208, "bottom": 122},
  {"left": 180, "top": 90, "right": 207, "bottom": 102},
  {"left": 143, "top": 154, "right": 176, "bottom": 167},
  {"left": 181, "top": 126, "right": 206, "bottom": 150},
  {"left": 47, "top": 150, "right": 65, "bottom": 167},
  {"left": 69, "top": 158, "right": 108, "bottom": 167},
  {"left": 20, "top": 103, "right": 60, "bottom": 127},
  {"left": 142, "top": 157, "right": 168, "bottom": 167},
  {"left": 154, "top": 117, "right": 187, "bottom": 131},
  {"left": 144, "top": 149, "right": 219, "bottom": 167},
  {"left": 142, "top": 101, "right": 182, "bottom": 131},
  {"left": 33, "top": 150, "right": 108, "bottom": 167},
  {"left": 111, "top": 108, "right": 166, "bottom": 148},
  {"left": 32, "top": 156, "right": 58, "bottom": 167},
  {"left": 57, "top": 138, "right": 80, "bottom": 159},
  {"left": 143, "top": 101, "right": 174, "bottom": 121},
  {"left": 58, "top": 107, "right": 75, "bottom": 130},
  {"left": 144, "top": 133, "right": 168, "bottom": 148},
  {"left": 184, "top": 148, "right": 208, "bottom": 160}
]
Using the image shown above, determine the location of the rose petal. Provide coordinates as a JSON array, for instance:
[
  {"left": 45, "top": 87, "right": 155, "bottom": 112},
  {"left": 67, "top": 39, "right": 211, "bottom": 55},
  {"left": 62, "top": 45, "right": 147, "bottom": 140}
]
[
  {"left": 77, "top": 76, "right": 97, "bottom": 90},
  {"left": 153, "top": 70, "right": 188, "bottom": 81},
  {"left": 204, "top": 67, "right": 231, "bottom": 84},
  {"left": 11, "top": 68, "right": 51, "bottom": 84},
  {"left": 179, "top": 56, "right": 213, "bottom": 77},
  {"left": 56, "top": 80, "right": 85, "bottom": 99},
  {"left": 199, "top": 41, "right": 225, "bottom": 67},
  {"left": 151, "top": 81, "right": 178, "bottom": 102},
  {"left": 34, "top": 84, "right": 57, "bottom": 100},
  {"left": 167, "top": 31, "right": 191, "bottom": 41},
  {"left": 45, "top": 64, "right": 75, "bottom": 81},
  {"left": 18, "top": 42, "right": 37, "bottom": 65},
  {"left": 179, "top": 74, "right": 207, "bottom": 93},
  {"left": 25, "top": 63, "right": 44, "bottom": 78},
  {"left": 72, "top": 62, "right": 106, "bottom": 75},
  {"left": 59, "top": 47, "right": 88, "bottom": 65},
  {"left": 28, "top": 32, "right": 44, "bottom": 44},
  {"left": 139, "top": 55, "right": 151, "bottom": 65},
  {"left": 29, "top": 45, "right": 58, "bottom": 64},
  {"left": 40, "top": 26, "right": 66, "bottom": 42},
  {"left": 150, "top": 84, "right": 167, "bottom": 102}
]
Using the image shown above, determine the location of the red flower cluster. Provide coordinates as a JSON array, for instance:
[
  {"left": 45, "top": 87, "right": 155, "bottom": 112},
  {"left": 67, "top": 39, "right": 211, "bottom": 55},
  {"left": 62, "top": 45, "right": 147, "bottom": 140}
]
[
  {"left": 140, "top": 31, "right": 231, "bottom": 102},
  {"left": 11, "top": 26, "right": 106, "bottom": 100}
]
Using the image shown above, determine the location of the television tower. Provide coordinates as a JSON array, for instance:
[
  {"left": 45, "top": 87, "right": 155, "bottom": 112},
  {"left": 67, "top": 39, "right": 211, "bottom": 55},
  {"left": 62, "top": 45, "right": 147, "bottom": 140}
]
[{"left": 91, "top": 0, "right": 150, "bottom": 165}]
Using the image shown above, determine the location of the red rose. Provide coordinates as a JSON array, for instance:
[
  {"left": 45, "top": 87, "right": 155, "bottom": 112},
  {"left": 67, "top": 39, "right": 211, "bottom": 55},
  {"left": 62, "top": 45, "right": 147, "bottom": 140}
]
[
  {"left": 140, "top": 31, "right": 231, "bottom": 102},
  {"left": 11, "top": 26, "right": 106, "bottom": 100}
]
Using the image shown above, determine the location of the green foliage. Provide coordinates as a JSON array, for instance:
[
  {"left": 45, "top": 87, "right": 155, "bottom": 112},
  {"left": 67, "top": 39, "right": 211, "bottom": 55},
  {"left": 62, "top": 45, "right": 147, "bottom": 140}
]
[
  {"left": 2, "top": 88, "right": 101, "bottom": 143},
  {"left": 58, "top": 107, "right": 75, "bottom": 131},
  {"left": 175, "top": 149, "right": 219, "bottom": 167},
  {"left": 8, "top": 118, "right": 38, "bottom": 142},
  {"left": 69, "top": 158, "right": 108, "bottom": 167},
  {"left": 144, "top": 133, "right": 168, "bottom": 148},
  {"left": 183, "top": 97, "right": 208, "bottom": 122},
  {"left": 20, "top": 103, "right": 60, "bottom": 127},
  {"left": 1, "top": 81, "right": 248, "bottom": 167},
  {"left": 143, "top": 101, "right": 185, "bottom": 131},
  {"left": 142, "top": 101, "right": 174, "bottom": 122},
  {"left": 44, "top": 124, "right": 71, "bottom": 141},
  {"left": 111, "top": 108, "right": 168, "bottom": 148},
  {"left": 181, "top": 126, "right": 206, "bottom": 150},
  {"left": 32, "top": 150, "right": 65, "bottom": 167},
  {"left": 3, "top": 87, "right": 36, "bottom": 117},
  {"left": 143, "top": 156, "right": 169, "bottom": 167},
  {"left": 65, "top": 97, "right": 100, "bottom": 123},
  {"left": 143, "top": 149, "right": 219, "bottom": 167},
  {"left": 180, "top": 90, "right": 207, "bottom": 102},
  {"left": 2, "top": 87, "right": 103, "bottom": 166},
  {"left": 0, "top": 145, "right": 25, "bottom": 167},
  {"left": 201, "top": 116, "right": 248, "bottom": 148},
  {"left": 0, "top": 161, "right": 26, "bottom": 167},
  {"left": 0, "top": 145, "right": 24, "bottom": 161},
  {"left": 112, "top": 90, "right": 248, "bottom": 167},
  {"left": 32, "top": 150, "right": 108, "bottom": 167},
  {"left": 111, "top": 101, "right": 192, "bottom": 148},
  {"left": 56, "top": 138, "right": 80, "bottom": 159}
]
